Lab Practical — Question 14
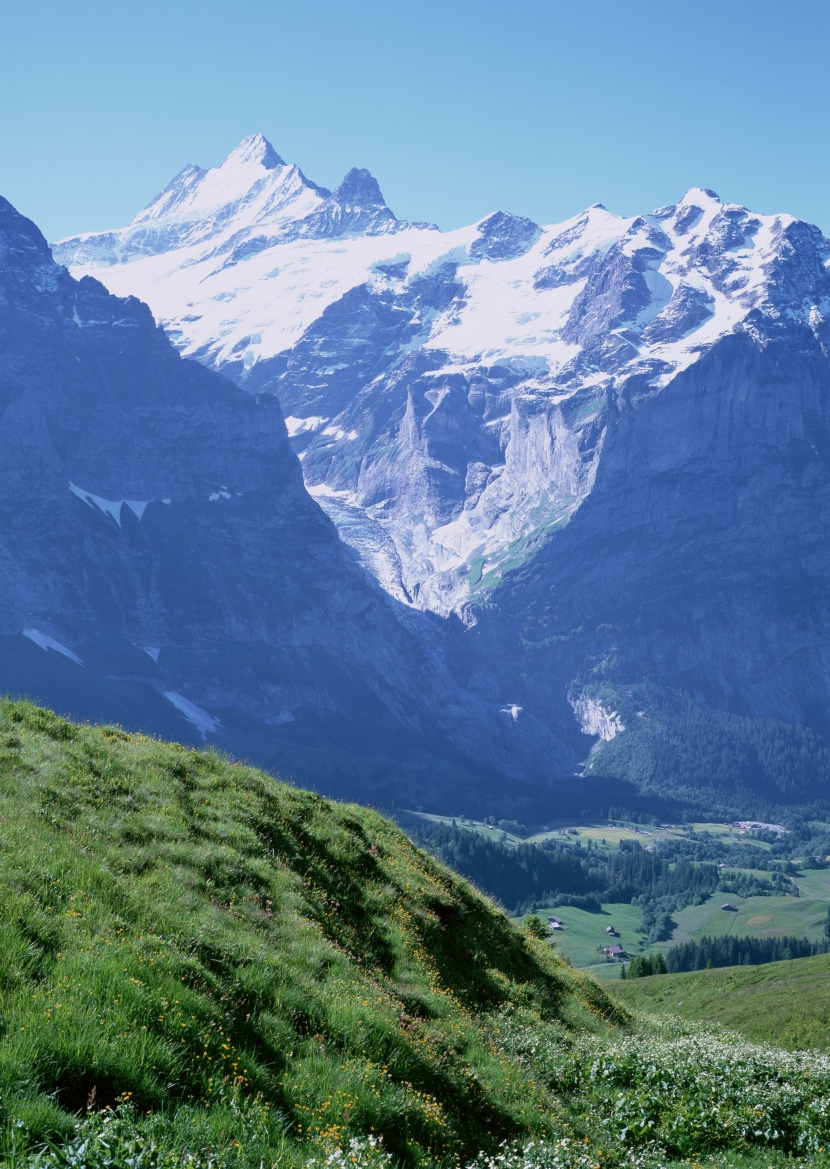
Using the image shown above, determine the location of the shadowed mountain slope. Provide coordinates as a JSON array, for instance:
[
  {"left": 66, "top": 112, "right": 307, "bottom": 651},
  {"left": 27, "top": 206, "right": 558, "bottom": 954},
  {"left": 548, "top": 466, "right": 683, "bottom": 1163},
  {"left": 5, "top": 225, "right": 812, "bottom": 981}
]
[{"left": 0, "top": 194, "right": 531, "bottom": 800}]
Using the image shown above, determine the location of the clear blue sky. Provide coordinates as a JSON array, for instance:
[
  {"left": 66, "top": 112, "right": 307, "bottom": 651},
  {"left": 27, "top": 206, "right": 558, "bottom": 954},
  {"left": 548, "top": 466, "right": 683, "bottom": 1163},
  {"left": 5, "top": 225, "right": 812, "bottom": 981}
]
[{"left": 1, "top": 0, "right": 828, "bottom": 241}]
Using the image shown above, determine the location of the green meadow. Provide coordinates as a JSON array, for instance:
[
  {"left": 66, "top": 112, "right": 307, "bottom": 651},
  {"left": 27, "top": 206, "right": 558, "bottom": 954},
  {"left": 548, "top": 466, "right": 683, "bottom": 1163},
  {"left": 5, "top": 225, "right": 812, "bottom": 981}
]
[
  {"left": 611, "top": 952, "right": 830, "bottom": 1052},
  {"left": 525, "top": 903, "right": 644, "bottom": 976},
  {"left": 666, "top": 882, "right": 830, "bottom": 947}
]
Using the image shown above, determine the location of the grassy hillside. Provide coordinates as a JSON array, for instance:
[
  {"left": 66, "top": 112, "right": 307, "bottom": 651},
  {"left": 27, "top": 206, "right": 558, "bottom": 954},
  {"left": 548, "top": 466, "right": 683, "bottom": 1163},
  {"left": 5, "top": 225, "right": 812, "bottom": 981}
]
[
  {"left": 6, "top": 700, "right": 830, "bottom": 1168},
  {"left": 0, "top": 699, "right": 617, "bottom": 1167},
  {"left": 611, "top": 953, "right": 830, "bottom": 1052}
]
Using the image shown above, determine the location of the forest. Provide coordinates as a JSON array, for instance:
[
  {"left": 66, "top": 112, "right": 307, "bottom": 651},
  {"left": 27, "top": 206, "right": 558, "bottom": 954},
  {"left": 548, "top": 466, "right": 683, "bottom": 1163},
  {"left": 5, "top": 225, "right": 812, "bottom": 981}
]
[
  {"left": 413, "top": 822, "right": 804, "bottom": 943},
  {"left": 664, "top": 934, "right": 830, "bottom": 972}
]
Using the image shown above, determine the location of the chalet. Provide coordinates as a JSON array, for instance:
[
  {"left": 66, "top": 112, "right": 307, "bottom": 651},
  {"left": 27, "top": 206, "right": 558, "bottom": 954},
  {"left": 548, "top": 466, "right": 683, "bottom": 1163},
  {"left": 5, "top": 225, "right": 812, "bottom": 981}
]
[
  {"left": 720, "top": 902, "right": 738, "bottom": 911},
  {"left": 602, "top": 944, "right": 624, "bottom": 958},
  {"left": 604, "top": 926, "right": 617, "bottom": 935},
  {"left": 547, "top": 915, "right": 562, "bottom": 925}
]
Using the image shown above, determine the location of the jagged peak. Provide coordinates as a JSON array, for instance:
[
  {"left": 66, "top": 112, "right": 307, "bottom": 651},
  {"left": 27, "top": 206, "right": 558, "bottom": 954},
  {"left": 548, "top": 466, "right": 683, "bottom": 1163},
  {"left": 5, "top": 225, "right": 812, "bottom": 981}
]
[
  {"left": 175, "top": 162, "right": 208, "bottom": 182},
  {"left": 678, "top": 187, "right": 722, "bottom": 207},
  {"left": 221, "top": 133, "right": 286, "bottom": 172},
  {"left": 470, "top": 210, "right": 542, "bottom": 262},
  {"left": 332, "top": 168, "right": 388, "bottom": 209},
  {"left": 0, "top": 195, "right": 54, "bottom": 265},
  {"left": 128, "top": 135, "right": 311, "bottom": 229},
  {"left": 476, "top": 209, "right": 541, "bottom": 232}
]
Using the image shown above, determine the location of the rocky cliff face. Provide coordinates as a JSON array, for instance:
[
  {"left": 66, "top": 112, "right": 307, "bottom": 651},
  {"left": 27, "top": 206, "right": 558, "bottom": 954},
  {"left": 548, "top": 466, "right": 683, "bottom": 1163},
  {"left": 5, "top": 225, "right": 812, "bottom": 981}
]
[
  {"left": 0, "top": 193, "right": 535, "bottom": 802},
  {"left": 458, "top": 324, "right": 830, "bottom": 796}
]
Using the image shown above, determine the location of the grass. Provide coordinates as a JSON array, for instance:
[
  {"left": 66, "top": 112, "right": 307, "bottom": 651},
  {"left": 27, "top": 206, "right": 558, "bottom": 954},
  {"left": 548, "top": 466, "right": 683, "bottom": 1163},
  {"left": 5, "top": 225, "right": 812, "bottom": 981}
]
[
  {"left": 0, "top": 699, "right": 619, "bottom": 1168},
  {"left": 492, "top": 1014, "right": 830, "bottom": 1163},
  {"left": 5, "top": 698, "right": 830, "bottom": 1168},
  {"left": 524, "top": 904, "right": 645, "bottom": 977},
  {"left": 664, "top": 885, "right": 830, "bottom": 947},
  {"left": 610, "top": 953, "right": 830, "bottom": 1052}
]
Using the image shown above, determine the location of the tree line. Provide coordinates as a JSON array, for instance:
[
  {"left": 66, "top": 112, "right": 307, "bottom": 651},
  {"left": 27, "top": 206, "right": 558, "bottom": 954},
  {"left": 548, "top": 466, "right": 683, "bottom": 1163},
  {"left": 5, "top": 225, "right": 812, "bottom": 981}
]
[{"left": 664, "top": 934, "right": 830, "bottom": 972}]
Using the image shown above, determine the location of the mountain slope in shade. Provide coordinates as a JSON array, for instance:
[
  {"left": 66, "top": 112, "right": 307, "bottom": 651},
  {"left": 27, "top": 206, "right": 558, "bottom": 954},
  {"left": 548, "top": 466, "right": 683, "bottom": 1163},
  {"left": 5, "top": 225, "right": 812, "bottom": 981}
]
[
  {"left": 0, "top": 192, "right": 547, "bottom": 802},
  {"left": 459, "top": 321, "right": 830, "bottom": 802}
]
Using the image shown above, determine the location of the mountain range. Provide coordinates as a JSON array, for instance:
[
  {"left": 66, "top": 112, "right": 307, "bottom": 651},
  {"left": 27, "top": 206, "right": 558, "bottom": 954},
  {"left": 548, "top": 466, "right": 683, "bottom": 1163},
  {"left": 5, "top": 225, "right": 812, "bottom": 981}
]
[{"left": 3, "top": 133, "right": 830, "bottom": 812}]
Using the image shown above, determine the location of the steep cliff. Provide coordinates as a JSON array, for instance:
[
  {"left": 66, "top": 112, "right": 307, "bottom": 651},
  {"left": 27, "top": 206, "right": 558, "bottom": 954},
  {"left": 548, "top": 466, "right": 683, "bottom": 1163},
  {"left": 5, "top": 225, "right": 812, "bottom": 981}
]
[
  {"left": 0, "top": 194, "right": 524, "bottom": 803},
  {"left": 463, "top": 325, "right": 830, "bottom": 801}
]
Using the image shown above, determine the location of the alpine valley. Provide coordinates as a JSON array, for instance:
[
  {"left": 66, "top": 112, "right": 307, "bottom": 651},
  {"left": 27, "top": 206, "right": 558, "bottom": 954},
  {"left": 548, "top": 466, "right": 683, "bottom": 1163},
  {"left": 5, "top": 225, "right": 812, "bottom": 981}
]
[{"left": 4, "top": 132, "right": 829, "bottom": 816}]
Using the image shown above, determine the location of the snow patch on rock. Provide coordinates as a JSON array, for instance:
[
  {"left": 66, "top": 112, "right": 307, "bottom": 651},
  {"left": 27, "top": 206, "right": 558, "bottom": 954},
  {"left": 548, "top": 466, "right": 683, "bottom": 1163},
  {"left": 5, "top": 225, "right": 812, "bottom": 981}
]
[
  {"left": 23, "top": 629, "right": 84, "bottom": 666},
  {"left": 163, "top": 691, "right": 221, "bottom": 740}
]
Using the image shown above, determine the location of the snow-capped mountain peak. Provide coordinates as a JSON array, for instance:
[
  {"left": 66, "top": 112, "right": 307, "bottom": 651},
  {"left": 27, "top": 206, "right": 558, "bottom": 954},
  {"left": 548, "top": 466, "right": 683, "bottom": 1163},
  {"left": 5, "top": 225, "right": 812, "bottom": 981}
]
[
  {"left": 128, "top": 133, "right": 325, "bottom": 237},
  {"left": 679, "top": 186, "right": 721, "bottom": 206},
  {"left": 222, "top": 132, "right": 287, "bottom": 170},
  {"left": 54, "top": 151, "right": 830, "bottom": 616},
  {"left": 53, "top": 137, "right": 410, "bottom": 274}
]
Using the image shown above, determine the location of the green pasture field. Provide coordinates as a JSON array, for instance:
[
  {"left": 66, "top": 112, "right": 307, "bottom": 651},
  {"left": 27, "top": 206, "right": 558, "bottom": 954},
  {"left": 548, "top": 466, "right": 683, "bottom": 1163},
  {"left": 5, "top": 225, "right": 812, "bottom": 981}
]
[
  {"left": 530, "top": 881, "right": 830, "bottom": 976},
  {"left": 528, "top": 867, "right": 830, "bottom": 975},
  {"left": 526, "top": 902, "right": 644, "bottom": 973},
  {"left": 525, "top": 820, "right": 774, "bottom": 851},
  {"left": 793, "top": 867, "right": 830, "bottom": 900},
  {"left": 610, "top": 952, "right": 830, "bottom": 1052},
  {"left": 664, "top": 883, "right": 830, "bottom": 949}
]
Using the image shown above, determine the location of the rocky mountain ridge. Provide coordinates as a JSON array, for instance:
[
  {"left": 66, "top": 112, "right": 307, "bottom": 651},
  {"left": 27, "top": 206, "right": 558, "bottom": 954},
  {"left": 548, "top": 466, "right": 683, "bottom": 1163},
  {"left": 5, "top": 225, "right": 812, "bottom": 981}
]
[{"left": 55, "top": 138, "right": 830, "bottom": 621}]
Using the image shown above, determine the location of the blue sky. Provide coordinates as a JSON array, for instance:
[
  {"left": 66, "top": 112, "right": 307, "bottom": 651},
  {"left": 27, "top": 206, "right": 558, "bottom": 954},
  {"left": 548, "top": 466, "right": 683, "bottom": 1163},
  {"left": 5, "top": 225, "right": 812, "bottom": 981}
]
[{"left": 1, "top": 0, "right": 828, "bottom": 241}]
